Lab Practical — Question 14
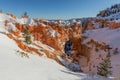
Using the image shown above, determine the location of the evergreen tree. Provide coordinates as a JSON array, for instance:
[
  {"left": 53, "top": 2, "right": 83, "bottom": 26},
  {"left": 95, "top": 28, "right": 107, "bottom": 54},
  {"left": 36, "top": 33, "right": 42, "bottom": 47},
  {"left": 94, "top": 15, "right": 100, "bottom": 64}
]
[
  {"left": 22, "top": 12, "right": 28, "bottom": 18},
  {"left": 23, "top": 28, "right": 32, "bottom": 44},
  {"left": 118, "top": 9, "right": 120, "bottom": 12},
  {"left": 97, "top": 52, "right": 112, "bottom": 77}
]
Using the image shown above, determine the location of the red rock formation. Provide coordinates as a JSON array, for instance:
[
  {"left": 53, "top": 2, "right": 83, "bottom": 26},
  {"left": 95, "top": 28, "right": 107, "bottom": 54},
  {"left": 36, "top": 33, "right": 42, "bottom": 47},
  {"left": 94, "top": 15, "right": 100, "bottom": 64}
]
[
  {"left": 10, "top": 31, "right": 21, "bottom": 38},
  {"left": 15, "top": 23, "right": 25, "bottom": 32},
  {"left": 15, "top": 40, "right": 42, "bottom": 56},
  {"left": 83, "top": 18, "right": 110, "bottom": 31},
  {"left": 108, "top": 21, "right": 120, "bottom": 29},
  {"left": 70, "top": 38, "right": 90, "bottom": 64},
  {"left": 7, "top": 34, "right": 14, "bottom": 39},
  {"left": 7, "top": 19, "right": 92, "bottom": 69},
  {"left": 5, "top": 20, "right": 9, "bottom": 27}
]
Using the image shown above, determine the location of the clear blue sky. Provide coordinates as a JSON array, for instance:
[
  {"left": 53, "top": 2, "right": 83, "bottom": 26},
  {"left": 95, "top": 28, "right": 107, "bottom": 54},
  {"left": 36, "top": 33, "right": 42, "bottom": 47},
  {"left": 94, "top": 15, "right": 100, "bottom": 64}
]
[{"left": 0, "top": 0, "right": 120, "bottom": 19}]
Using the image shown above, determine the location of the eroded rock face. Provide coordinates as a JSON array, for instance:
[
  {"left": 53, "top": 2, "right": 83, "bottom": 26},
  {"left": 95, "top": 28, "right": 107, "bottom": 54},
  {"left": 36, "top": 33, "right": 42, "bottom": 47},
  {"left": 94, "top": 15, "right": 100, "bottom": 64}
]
[
  {"left": 1, "top": 12, "right": 120, "bottom": 75},
  {"left": 69, "top": 38, "right": 91, "bottom": 66},
  {"left": 7, "top": 19, "right": 85, "bottom": 63},
  {"left": 7, "top": 14, "right": 120, "bottom": 72},
  {"left": 108, "top": 21, "right": 120, "bottom": 29},
  {"left": 6, "top": 17, "right": 108, "bottom": 72},
  {"left": 83, "top": 18, "right": 110, "bottom": 31}
]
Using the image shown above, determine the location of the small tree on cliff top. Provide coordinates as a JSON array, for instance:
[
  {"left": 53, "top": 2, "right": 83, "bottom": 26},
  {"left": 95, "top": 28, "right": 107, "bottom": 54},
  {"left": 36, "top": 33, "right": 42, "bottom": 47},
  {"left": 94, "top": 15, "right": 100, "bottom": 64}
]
[{"left": 22, "top": 12, "right": 28, "bottom": 18}]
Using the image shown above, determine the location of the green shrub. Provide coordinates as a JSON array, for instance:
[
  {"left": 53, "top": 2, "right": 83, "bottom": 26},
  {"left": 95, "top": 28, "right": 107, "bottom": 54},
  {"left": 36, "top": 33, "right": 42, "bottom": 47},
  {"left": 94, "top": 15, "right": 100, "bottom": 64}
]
[
  {"left": 97, "top": 52, "right": 112, "bottom": 77},
  {"left": 16, "top": 50, "right": 29, "bottom": 58},
  {"left": 23, "top": 28, "right": 32, "bottom": 44}
]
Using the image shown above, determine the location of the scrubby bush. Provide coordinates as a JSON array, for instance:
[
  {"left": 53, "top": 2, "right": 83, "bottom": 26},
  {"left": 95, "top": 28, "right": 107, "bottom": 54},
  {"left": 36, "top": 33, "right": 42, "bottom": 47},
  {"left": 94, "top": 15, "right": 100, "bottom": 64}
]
[
  {"left": 95, "top": 47, "right": 99, "bottom": 52},
  {"left": 16, "top": 50, "right": 29, "bottom": 58},
  {"left": 113, "top": 48, "right": 119, "bottom": 55}
]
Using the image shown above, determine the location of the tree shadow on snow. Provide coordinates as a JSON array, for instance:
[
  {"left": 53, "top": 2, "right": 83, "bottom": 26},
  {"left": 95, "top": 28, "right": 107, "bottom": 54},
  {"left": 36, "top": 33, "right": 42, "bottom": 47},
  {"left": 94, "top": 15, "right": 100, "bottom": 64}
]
[
  {"left": 60, "top": 69, "right": 112, "bottom": 80},
  {"left": 60, "top": 69, "right": 86, "bottom": 79}
]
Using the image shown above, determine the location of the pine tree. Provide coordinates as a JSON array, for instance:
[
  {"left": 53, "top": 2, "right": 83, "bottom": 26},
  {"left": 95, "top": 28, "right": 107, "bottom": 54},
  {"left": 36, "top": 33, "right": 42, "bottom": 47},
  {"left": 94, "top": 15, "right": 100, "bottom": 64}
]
[
  {"left": 118, "top": 9, "right": 120, "bottom": 12},
  {"left": 22, "top": 12, "right": 28, "bottom": 18},
  {"left": 23, "top": 28, "right": 32, "bottom": 44},
  {"left": 97, "top": 52, "right": 112, "bottom": 77}
]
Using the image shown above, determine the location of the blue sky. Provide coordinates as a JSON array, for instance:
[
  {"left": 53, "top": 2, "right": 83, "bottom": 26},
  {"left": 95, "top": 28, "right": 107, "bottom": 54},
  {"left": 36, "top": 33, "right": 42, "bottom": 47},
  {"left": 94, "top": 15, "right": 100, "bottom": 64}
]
[{"left": 0, "top": 0, "right": 120, "bottom": 19}]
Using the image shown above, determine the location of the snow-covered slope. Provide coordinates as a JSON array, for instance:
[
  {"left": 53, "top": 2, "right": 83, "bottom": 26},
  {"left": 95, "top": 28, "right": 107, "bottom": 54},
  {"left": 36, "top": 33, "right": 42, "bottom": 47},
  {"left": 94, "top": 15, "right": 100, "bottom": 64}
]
[
  {"left": 97, "top": 3, "right": 120, "bottom": 20},
  {"left": 49, "top": 18, "right": 82, "bottom": 26},
  {"left": 83, "top": 28, "right": 120, "bottom": 49},
  {"left": 0, "top": 12, "right": 113, "bottom": 80},
  {"left": 0, "top": 33, "right": 84, "bottom": 80},
  {"left": 105, "top": 12, "right": 120, "bottom": 19},
  {"left": 0, "top": 32, "right": 112, "bottom": 80},
  {"left": 0, "top": 13, "right": 15, "bottom": 22},
  {"left": 0, "top": 13, "right": 36, "bottom": 33}
]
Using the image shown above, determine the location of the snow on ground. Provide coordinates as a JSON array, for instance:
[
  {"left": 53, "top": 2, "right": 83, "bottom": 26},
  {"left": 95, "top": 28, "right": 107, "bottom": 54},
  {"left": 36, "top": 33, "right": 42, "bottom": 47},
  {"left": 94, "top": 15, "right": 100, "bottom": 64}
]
[
  {"left": 104, "top": 12, "right": 120, "bottom": 19},
  {"left": 0, "top": 13, "right": 15, "bottom": 22},
  {"left": 36, "top": 41, "right": 55, "bottom": 53},
  {"left": 83, "top": 27, "right": 120, "bottom": 49},
  {"left": 0, "top": 33, "right": 86, "bottom": 80},
  {"left": 0, "top": 13, "right": 17, "bottom": 33},
  {"left": 16, "top": 18, "right": 37, "bottom": 25},
  {"left": 57, "top": 56, "right": 81, "bottom": 71},
  {"left": 0, "top": 22, "right": 6, "bottom": 32}
]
